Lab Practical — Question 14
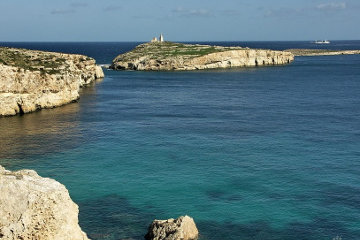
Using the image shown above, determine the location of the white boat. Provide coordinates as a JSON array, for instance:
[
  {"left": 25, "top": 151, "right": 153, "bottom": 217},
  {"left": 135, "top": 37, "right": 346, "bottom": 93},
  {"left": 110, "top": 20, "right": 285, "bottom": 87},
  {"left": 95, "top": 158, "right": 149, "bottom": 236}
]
[{"left": 314, "top": 40, "right": 330, "bottom": 44}]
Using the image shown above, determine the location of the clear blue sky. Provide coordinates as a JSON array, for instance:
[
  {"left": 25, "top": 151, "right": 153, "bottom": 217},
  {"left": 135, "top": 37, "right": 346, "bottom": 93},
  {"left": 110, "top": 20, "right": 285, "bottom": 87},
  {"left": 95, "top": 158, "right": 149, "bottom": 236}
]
[{"left": 1, "top": 0, "right": 359, "bottom": 41}]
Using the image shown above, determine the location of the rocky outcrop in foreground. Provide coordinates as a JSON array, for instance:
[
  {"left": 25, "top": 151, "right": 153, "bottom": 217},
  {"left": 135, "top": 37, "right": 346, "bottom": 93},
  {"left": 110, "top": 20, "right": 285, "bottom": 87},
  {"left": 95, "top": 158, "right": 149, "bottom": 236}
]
[
  {"left": 111, "top": 42, "right": 294, "bottom": 71},
  {"left": 0, "top": 47, "right": 104, "bottom": 116},
  {"left": 0, "top": 165, "right": 89, "bottom": 240},
  {"left": 287, "top": 49, "right": 360, "bottom": 56},
  {"left": 145, "top": 215, "right": 199, "bottom": 240}
]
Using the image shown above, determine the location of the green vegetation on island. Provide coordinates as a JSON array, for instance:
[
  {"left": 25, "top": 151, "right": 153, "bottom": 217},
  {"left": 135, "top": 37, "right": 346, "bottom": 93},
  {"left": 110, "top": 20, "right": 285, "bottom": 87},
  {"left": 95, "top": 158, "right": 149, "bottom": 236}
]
[
  {"left": 111, "top": 41, "right": 294, "bottom": 71},
  {"left": 0, "top": 47, "right": 92, "bottom": 74},
  {"left": 115, "top": 41, "right": 244, "bottom": 62}
]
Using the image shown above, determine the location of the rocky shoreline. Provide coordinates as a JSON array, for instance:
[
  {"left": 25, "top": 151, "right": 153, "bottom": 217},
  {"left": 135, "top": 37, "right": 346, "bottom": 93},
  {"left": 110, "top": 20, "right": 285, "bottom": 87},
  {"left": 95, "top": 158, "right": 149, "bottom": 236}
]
[
  {"left": 111, "top": 42, "right": 295, "bottom": 71},
  {"left": 0, "top": 47, "right": 104, "bottom": 117},
  {"left": 0, "top": 165, "right": 199, "bottom": 240}
]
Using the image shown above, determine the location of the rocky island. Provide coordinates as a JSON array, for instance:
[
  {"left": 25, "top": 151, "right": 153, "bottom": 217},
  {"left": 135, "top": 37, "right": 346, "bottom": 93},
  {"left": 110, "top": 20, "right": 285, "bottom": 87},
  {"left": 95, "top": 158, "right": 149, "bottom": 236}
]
[
  {"left": 110, "top": 41, "right": 295, "bottom": 71},
  {"left": 0, "top": 47, "right": 104, "bottom": 116}
]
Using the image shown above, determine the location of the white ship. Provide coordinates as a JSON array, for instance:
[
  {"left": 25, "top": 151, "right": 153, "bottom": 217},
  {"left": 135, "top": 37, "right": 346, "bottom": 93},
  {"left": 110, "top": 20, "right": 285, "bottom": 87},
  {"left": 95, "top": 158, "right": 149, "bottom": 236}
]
[{"left": 314, "top": 40, "right": 330, "bottom": 44}]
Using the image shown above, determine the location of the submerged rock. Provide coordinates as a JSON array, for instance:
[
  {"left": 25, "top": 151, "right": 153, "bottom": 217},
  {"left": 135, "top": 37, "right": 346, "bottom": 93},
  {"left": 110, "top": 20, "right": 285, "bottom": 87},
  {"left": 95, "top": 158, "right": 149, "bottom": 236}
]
[
  {"left": 0, "top": 165, "right": 89, "bottom": 240},
  {"left": 0, "top": 47, "right": 104, "bottom": 116},
  {"left": 145, "top": 215, "right": 199, "bottom": 240},
  {"left": 111, "top": 42, "right": 294, "bottom": 71}
]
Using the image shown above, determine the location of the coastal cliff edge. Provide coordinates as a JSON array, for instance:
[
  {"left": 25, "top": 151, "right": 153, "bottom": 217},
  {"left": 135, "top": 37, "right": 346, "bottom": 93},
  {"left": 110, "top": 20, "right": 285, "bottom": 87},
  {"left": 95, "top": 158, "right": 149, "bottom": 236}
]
[{"left": 0, "top": 47, "right": 104, "bottom": 116}]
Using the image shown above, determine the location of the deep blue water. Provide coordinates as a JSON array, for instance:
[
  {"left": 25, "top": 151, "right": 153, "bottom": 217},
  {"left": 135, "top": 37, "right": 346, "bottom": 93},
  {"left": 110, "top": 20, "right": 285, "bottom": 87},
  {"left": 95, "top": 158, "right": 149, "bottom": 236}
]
[{"left": 0, "top": 41, "right": 360, "bottom": 240}]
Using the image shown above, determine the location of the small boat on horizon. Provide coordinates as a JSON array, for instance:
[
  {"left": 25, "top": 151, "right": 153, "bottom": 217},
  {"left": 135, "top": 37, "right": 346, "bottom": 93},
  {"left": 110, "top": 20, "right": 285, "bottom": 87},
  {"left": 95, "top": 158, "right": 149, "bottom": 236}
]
[{"left": 314, "top": 40, "right": 330, "bottom": 44}]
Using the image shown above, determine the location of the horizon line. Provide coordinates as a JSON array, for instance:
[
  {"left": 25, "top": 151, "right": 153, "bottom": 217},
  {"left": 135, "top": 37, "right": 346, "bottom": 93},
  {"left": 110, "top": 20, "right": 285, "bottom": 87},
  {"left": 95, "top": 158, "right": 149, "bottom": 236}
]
[{"left": 1, "top": 39, "right": 359, "bottom": 43}]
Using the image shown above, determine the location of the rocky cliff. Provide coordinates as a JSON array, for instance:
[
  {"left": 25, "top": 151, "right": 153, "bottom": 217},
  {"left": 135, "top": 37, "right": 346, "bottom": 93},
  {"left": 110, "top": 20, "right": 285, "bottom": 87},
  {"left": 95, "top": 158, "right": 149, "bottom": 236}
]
[
  {"left": 111, "top": 42, "right": 294, "bottom": 71},
  {"left": 0, "top": 47, "right": 104, "bottom": 116},
  {"left": 0, "top": 165, "right": 89, "bottom": 240}
]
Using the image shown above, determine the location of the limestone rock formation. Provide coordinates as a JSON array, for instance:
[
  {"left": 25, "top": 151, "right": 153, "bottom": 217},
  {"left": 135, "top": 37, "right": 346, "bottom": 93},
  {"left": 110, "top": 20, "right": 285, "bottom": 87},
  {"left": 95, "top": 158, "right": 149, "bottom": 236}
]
[
  {"left": 145, "top": 215, "right": 199, "bottom": 240},
  {"left": 111, "top": 42, "right": 294, "bottom": 71},
  {"left": 0, "top": 165, "right": 89, "bottom": 240},
  {"left": 0, "top": 47, "right": 104, "bottom": 116}
]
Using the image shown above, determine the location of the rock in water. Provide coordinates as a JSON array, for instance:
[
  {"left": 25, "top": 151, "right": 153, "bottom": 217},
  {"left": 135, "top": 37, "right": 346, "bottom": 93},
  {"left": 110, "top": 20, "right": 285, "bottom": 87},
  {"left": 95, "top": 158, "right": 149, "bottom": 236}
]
[
  {"left": 0, "top": 47, "right": 104, "bottom": 116},
  {"left": 0, "top": 165, "right": 89, "bottom": 240},
  {"left": 145, "top": 215, "right": 199, "bottom": 240}
]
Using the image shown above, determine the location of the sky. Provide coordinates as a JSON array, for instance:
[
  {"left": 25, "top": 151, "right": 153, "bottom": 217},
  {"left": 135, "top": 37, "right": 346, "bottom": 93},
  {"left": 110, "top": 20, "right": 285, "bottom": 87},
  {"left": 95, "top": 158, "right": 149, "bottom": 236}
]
[{"left": 0, "top": 0, "right": 359, "bottom": 42}]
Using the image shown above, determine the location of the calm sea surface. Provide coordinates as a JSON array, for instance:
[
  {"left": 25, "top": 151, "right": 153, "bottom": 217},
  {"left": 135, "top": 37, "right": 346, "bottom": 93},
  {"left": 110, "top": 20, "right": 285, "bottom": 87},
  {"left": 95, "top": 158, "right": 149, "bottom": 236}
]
[{"left": 0, "top": 41, "right": 360, "bottom": 240}]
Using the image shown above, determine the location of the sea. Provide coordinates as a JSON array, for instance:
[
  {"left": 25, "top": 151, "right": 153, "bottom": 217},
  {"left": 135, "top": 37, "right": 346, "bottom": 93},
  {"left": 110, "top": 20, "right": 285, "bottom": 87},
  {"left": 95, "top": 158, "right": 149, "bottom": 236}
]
[{"left": 0, "top": 41, "right": 360, "bottom": 240}]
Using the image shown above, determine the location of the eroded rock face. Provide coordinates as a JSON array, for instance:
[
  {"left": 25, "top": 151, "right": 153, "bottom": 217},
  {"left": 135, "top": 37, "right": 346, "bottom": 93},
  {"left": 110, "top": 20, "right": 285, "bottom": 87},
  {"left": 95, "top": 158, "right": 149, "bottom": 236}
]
[
  {"left": 0, "top": 165, "right": 89, "bottom": 240},
  {"left": 111, "top": 42, "right": 294, "bottom": 71},
  {"left": 145, "top": 215, "right": 199, "bottom": 240},
  {"left": 0, "top": 47, "right": 104, "bottom": 116}
]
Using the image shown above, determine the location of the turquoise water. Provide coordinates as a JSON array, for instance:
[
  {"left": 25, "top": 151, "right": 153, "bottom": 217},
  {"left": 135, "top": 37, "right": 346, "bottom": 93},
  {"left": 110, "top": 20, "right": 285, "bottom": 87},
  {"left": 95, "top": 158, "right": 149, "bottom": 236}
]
[{"left": 1, "top": 42, "right": 360, "bottom": 239}]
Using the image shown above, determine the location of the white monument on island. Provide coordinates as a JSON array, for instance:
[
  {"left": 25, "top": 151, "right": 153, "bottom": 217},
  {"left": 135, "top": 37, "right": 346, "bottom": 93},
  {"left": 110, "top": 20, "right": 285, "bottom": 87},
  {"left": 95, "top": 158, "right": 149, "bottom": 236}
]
[{"left": 151, "top": 33, "right": 164, "bottom": 43}]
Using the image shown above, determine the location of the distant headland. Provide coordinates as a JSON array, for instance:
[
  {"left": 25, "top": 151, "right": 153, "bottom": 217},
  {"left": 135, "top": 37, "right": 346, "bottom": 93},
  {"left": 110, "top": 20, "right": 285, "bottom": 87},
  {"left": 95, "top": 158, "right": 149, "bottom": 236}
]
[
  {"left": 286, "top": 49, "right": 360, "bottom": 56},
  {"left": 110, "top": 35, "right": 360, "bottom": 71},
  {"left": 110, "top": 34, "right": 295, "bottom": 71}
]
